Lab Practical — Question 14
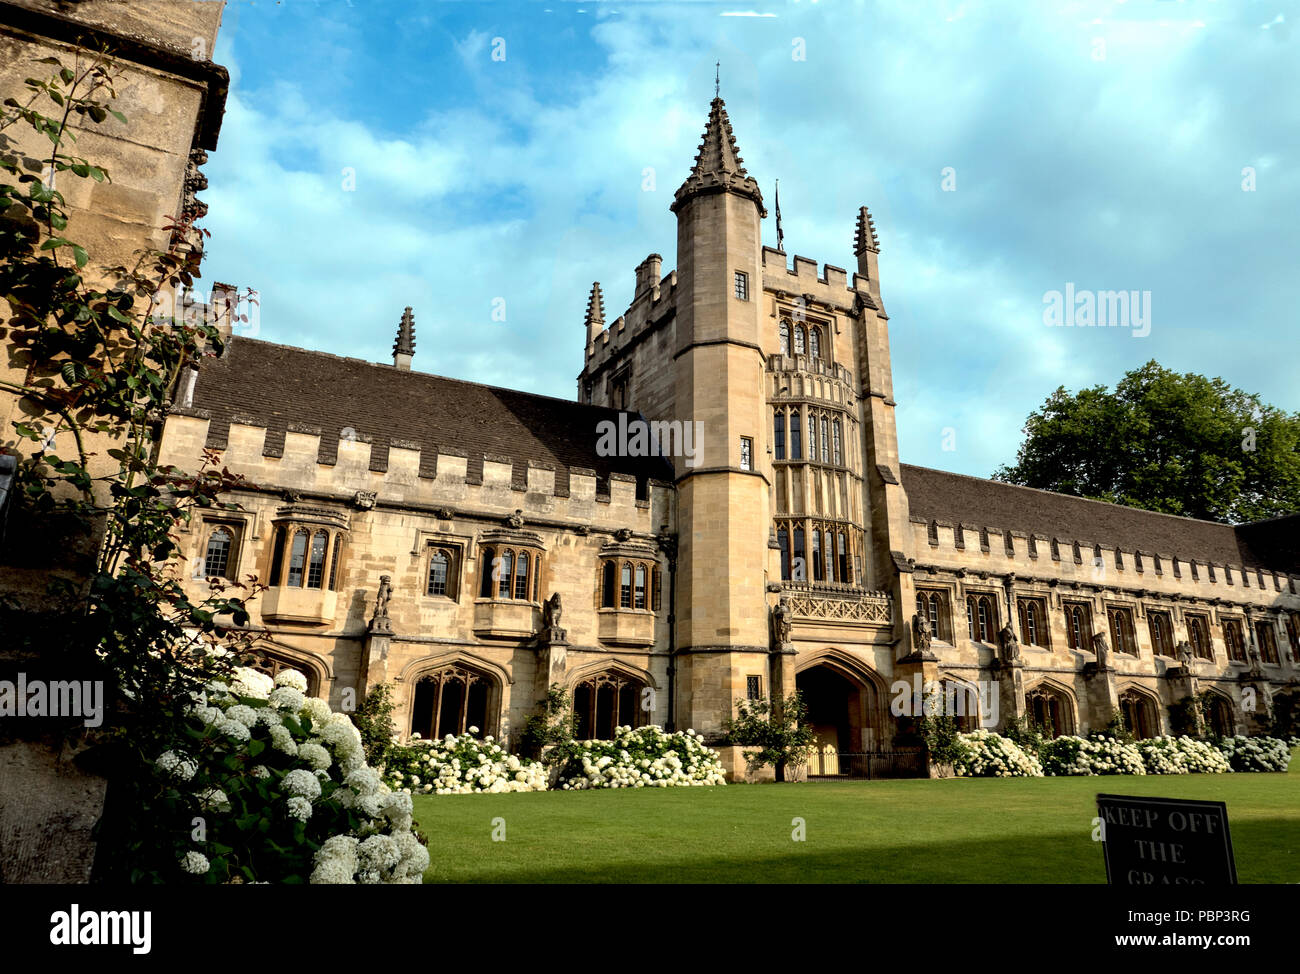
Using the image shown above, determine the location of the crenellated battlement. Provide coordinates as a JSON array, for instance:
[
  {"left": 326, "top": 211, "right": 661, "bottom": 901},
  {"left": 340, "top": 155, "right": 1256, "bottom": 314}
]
[
  {"left": 909, "top": 515, "right": 1300, "bottom": 606},
  {"left": 159, "top": 410, "right": 673, "bottom": 529},
  {"left": 584, "top": 267, "right": 679, "bottom": 373},
  {"left": 761, "top": 247, "right": 864, "bottom": 313}
]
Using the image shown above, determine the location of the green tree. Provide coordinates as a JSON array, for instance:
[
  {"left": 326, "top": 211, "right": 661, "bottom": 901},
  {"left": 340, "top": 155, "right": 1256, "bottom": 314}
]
[
  {"left": 994, "top": 361, "right": 1300, "bottom": 523},
  {"left": 722, "top": 691, "right": 816, "bottom": 783},
  {"left": 352, "top": 683, "right": 397, "bottom": 768}
]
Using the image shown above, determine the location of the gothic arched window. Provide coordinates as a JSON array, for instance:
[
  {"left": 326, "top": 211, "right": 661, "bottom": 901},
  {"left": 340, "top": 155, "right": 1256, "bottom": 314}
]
[
  {"left": 832, "top": 420, "right": 842, "bottom": 465},
  {"left": 779, "top": 319, "right": 790, "bottom": 355},
  {"left": 573, "top": 672, "right": 648, "bottom": 740},
  {"left": 789, "top": 411, "right": 802, "bottom": 459},
  {"left": 773, "top": 411, "right": 786, "bottom": 460},
  {"left": 794, "top": 325, "right": 806, "bottom": 355},
  {"left": 809, "top": 327, "right": 821, "bottom": 359},
  {"left": 203, "top": 525, "right": 234, "bottom": 579}
]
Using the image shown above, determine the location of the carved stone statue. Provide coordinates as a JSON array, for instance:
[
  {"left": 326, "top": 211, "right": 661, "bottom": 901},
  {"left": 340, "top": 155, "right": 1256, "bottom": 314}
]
[
  {"left": 542, "top": 591, "right": 563, "bottom": 630},
  {"left": 998, "top": 622, "right": 1021, "bottom": 665},
  {"left": 1177, "top": 640, "right": 1194, "bottom": 669},
  {"left": 369, "top": 574, "right": 393, "bottom": 633},
  {"left": 1091, "top": 631, "right": 1110, "bottom": 670},
  {"left": 912, "top": 612, "right": 932, "bottom": 655},
  {"left": 772, "top": 599, "right": 793, "bottom": 646},
  {"left": 1248, "top": 645, "right": 1265, "bottom": 677}
]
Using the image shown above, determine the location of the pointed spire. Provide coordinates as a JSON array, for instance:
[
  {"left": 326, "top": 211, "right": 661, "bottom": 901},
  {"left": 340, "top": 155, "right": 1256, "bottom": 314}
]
[
  {"left": 393, "top": 306, "right": 415, "bottom": 369},
  {"left": 671, "top": 97, "right": 766, "bottom": 216},
  {"left": 854, "top": 206, "right": 880, "bottom": 255},
  {"left": 584, "top": 282, "right": 605, "bottom": 342}
]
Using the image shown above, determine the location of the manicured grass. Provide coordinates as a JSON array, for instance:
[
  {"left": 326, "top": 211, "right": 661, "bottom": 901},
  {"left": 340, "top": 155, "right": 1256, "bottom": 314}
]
[{"left": 414, "top": 756, "right": 1300, "bottom": 883}]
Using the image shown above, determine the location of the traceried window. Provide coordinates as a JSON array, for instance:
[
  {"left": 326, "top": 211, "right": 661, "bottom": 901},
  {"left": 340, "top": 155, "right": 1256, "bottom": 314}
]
[
  {"left": 1187, "top": 615, "right": 1212, "bottom": 660},
  {"left": 1148, "top": 611, "right": 1174, "bottom": 657},
  {"left": 202, "top": 524, "right": 235, "bottom": 579},
  {"left": 794, "top": 325, "right": 806, "bottom": 356},
  {"left": 789, "top": 411, "right": 802, "bottom": 459},
  {"left": 1223, "top": 618, "right": 1246, "bottom": 662},
  {"left": 1064, "top": 602, "right": 1092, "bottom": 651},
  {"left": 916, "top": 589, "right": 945, "bottom": 641},
  {"left": 574, "top": 672, "right": 647, "bottom": 739},
  {"left": 1256, "top": 621, "right": 1280, "bottom": 664},
  {"left": 779, "top": 319, "right": 790, "bottom": 355},
  {"left": 306, "top": 531, "right": 328, "bottom": 589},
  {"left": 773, "top": 412, "right": 785, "bottom": 460},
  {"left": 809, "top": 327, "right": 821, "bottom": 359},
  {"left": 411, "top": 664, "right": 494, "bottom": 739},
  {"left": 1108, "top": 606, "right": 1137, "bottom": 656},
  {"left": 269, "top": 523, "right": 347, "bottom": 592},
  {"left": 836, "top": 532, "right": 849, "bottom": 584},
  {"left": 808, "top": 418, "right": 818, "bottom": 465},
  {"left": 966, "top": 593, "right": 997, "bottom": 642},
  {"left": 479, "top": 544, "right": 540, "bottom": 602},
  {"left": 811, "top": 530, "right": 823, "bottom": 581},
  {"left": 820, "top": 416, "right": 829, "bottom": 463},
  {"left": 1018, "top": 597, "right": 1048, "bottom": 647},
  {"left": 427, "top": 549, "right": 450, "bottom": 596},
  {"left": 832, "top": 420, "right": 842, "bottom": 465}
]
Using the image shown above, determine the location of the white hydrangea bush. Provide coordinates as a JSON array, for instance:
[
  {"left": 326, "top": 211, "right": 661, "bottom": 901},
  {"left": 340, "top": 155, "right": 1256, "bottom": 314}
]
[
  {"left": 952, "top": 730, "right": 1044, "bottom": 777},
  {"left": 1039, "top": 736, "right": 1147, "bottom": 776},
  {"left": 551, "top": 725, "right": 727, "bottom": 789},
  {"left": 1215, "top": 735, "right": 1292, "bottom": 772},
  {"left": 382, "top": 730, "right": 549, "bottom": 794},
  {"left": 1135, "top": 736, "right": 1233, "bottom": 774},
  {"left": 151, "top": 667, "right": 429, "bottom": 884}
]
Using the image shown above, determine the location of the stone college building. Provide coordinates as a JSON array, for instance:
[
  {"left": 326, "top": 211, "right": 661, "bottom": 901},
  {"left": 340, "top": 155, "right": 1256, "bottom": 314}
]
[{"left": 158, "top": 95, "right": 1300, "bottom": 776}]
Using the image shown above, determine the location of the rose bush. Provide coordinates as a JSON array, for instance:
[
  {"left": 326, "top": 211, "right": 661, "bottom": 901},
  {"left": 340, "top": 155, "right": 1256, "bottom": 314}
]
[{"left": 144, "top": 666, "right": 429, "bottom": 884}]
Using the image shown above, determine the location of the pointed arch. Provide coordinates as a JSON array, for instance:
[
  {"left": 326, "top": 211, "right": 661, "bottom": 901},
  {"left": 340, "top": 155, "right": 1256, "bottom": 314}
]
[
  {"left": 1023, "top": 677, "right": 1078, "bottom": 738},
  {"left": 1201, "top": 686, "right": 1239, "bottom": 738},
  {"left": 795, "top": 648, "right": 890, "bottom": 754},
  {"left": 1115, "top": 682, "right": 1162, "bottom": 739},
  {"left": 565, "top": 656, "right": 658, "bottom": 691}
]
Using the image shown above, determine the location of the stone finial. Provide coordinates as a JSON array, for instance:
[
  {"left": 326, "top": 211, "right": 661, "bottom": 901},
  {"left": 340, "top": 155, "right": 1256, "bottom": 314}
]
[
  {"left": 854, "top": 206, "right": 880, "bottom": 255},
  {"left": 671, "top": 97, "right": 766, "bottom": 216},
  {"left": 393, "top": 306, "right": 415, "bottom": 370},
  {"left": 585, "top": 283, "right": 605, "bottom": 342}
]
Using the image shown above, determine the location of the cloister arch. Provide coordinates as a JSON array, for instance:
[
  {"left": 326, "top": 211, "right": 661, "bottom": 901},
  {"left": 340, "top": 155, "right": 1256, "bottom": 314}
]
[
  {"left": 1024, "top": 679, "right": 1078, "bottom": 738},
  {"left": 1202, "top": 687, "right": 1238, "bottom": 738},
  {"left": 1116, "top": 684, "right": 1162, "bottom": 739}
]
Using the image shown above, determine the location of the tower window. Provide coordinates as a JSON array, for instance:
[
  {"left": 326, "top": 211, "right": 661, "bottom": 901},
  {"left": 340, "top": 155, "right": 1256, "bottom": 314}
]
[
  {"left": 746, "top": 676, "right": 762, "bottom": 701},
  {"left": 779, "top": 319, "right": 790, "bottom": 356},
  {"left": 740, "top": 436, "right": 753, "bottom": 470},
  {"left": 794, "top": 326, "right": 806, "bottom": 356},
  {"left": 809, "top": 327, "right": 821, "bottom": 359},
  {"left": 734, "top": 271, "right": 749, "bottom": 300},
  {"left": 789, "top": 411, "right": 802, "bottom": 459},
  {"left": 773, "top": 412, "right": 785, "bottom": 460}
]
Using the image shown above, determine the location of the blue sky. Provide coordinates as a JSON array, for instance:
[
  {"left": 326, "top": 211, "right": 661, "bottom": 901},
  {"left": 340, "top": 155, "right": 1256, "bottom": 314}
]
[{"left": 201, "top": 0, "right": 1299, "bottom": 478}]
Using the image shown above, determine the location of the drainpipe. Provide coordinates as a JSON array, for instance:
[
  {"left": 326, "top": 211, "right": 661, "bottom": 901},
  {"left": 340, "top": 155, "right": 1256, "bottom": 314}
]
[{"left": 659, "top": 531, "right": 678, "bottom": 731}]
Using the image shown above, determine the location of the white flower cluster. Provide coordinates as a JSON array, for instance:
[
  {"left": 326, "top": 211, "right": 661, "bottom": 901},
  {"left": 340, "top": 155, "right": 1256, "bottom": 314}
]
[
  {"left": 1135, "top": 736, "right": 1233, "bottom": 774},
  {"left": 1040, "top": 736, "right": 1147, "bottom": 776},
  {"left": 555, "top": 726, "right": 727, "bottom": 790},
  {"left": 155, "top": 666, "right": 429, "bottom": 884},
  {"left": 384, "top": 731, "right": 549, "bottom": 795},
  {"left": 1215, "top": 735, "right": 1292, "bottom": 772},
  {"left": 953, "top": 729, "right": 1044, "bottom": 777}
]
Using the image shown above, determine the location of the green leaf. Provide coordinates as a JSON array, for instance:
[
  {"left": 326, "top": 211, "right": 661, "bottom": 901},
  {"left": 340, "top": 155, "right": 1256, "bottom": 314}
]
[{"left": 72, "top": 244, "right": 88, "bottom": 268}]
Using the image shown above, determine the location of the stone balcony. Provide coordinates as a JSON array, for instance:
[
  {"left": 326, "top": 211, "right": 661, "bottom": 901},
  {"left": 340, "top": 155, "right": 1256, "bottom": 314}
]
[
  {"left": 781, "top": 581, "right": 892, "bottom": 624},
  {"left": 596, "top": 607, "right": 656, "bottom": 647},
  {"left": 261, "top": 586, "right": 338, "bottom": 626},
  {"left": 473, "top": 599, "right": 538, "bottom": 640}
]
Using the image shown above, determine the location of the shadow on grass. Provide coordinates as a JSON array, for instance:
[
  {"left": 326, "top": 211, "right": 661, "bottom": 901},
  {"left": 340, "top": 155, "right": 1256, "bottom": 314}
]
[{"left": 421, "top": 815, "right": 1300, "bottom": 884}]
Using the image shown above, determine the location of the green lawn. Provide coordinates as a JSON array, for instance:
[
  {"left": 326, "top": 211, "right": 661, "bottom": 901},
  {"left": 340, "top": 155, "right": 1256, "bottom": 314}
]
[{"left": 414, "top": 758, "right": 1300, "bottom": 883}]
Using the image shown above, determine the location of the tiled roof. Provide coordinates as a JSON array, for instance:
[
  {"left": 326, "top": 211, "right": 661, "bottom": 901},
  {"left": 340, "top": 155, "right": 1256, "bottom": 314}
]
[
  {"left": 187, "top": 338, "right": 675, "bottom": 496},
  {"left": 900, "top": 463, "right": 1297, "bottom": 573}
]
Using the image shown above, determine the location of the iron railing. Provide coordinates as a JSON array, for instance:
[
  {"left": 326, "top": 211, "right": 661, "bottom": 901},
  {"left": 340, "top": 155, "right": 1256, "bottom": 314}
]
[{"left": 803, "top": 748, "right": 928, "bottom": 780}]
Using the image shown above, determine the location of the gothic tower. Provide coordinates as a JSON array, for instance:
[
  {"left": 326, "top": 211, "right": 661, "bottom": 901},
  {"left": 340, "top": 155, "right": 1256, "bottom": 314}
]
[{"left": 668, "top": 98, "right": 773, "bottom": 737}]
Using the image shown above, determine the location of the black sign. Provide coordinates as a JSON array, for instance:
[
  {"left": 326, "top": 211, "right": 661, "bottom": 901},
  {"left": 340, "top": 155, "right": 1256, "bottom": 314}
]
[{"left": 1097, "top": 794, "right": 1236, "bottom": 885}]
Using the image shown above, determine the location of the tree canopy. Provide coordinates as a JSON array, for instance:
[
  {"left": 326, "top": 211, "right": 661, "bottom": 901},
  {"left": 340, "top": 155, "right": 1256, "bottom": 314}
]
[{"left": 994, "top": 361, "right": 1300, "bottom": 524}]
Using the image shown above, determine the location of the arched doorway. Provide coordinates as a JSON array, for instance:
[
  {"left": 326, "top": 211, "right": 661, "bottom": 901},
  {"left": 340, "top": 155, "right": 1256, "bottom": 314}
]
[
  {"left": 1203, "top": 691, "right": 1236, "bottom": 738},
  {"left": 1118, "top": 687, "right": 1160, "bottom": 739},
  {"left": 411, "top": 663, "right": 497, "bottom": 739},
  {"left": 1025, "top": 682, "right": 1075, "bottom": 738},
  {"left": 795, "top": 659, "right": 882, "bottom": 755}
]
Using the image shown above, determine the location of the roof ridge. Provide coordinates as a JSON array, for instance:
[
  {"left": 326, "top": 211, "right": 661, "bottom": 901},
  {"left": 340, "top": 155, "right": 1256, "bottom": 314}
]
[
  {"left": 899, "top": 462, "right": 1243, "bottom": 532},
  {"left": 215, "top": 336, "right": 631, "bottom": 415}
]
